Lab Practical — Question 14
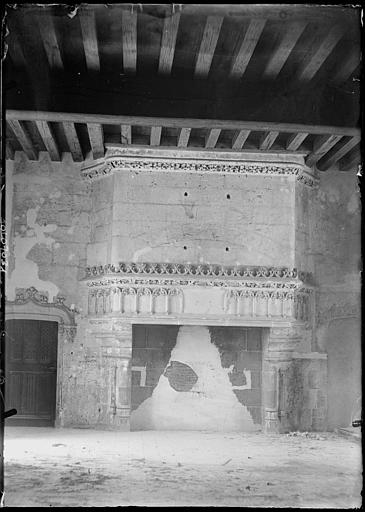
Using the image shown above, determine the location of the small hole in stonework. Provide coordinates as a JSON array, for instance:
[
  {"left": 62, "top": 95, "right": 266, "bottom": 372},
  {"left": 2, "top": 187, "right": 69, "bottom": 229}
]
[
  {"left": 226, "top": 194, "right": 231, "bottom": 199},
  {"left": 184, "top": 192, "right": 188, "bottom": 197},
  {"left": 225, "top": 247, "right": 229, "bottom": 252},
  {"left": 184, "top": 246, "right": 187, "bottom": 250},
  {"left": 70, "top": 351, "right": 73, "bottom": 355}
]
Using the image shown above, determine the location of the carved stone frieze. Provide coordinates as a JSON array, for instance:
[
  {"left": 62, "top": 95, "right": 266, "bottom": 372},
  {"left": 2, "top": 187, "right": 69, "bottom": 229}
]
[
  {"left": 81, "top": 154, "right": 318, "bottom": 187},
  {"left": 85, "top": 262, "right": 311, "bottom": 283},
  {"left": 88, "top": 285, "right": 184, "bottom": 316},
  {"left": 84, "top": 262, "right": 313, "bottom": 321},
  {"left": 223, "top": 287, "right": 312, "bottom": 322}
]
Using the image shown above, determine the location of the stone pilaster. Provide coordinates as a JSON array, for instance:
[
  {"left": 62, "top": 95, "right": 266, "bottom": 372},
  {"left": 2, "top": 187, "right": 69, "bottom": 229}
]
[{"left": 263, "top": 325, "right": 301, "bottom": 433}]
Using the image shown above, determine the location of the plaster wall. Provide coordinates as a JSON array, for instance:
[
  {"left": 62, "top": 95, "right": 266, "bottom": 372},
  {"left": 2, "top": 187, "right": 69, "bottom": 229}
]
[
  {"left": 309, "top": 167, "right": 361, "bottom": 429},
  {"left": 87, "top": 171, "right": 296, "bottom": 267},
  {"left": 6, "top": 153, "right": 91, "bottom": 306}
]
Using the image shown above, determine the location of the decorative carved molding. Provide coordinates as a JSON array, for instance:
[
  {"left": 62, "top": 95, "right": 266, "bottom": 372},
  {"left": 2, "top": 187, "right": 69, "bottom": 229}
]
[
  {"left": 88, "top": 285, "right": 184, "bottom": 316},
  {"left": 81, "top": 154, "right": 318, "bottom": 187},
  {"left": 223, "top": 287, "right": 312, "bottom": 322},
  {"left": 6, "top": 287, "right": 76, "bottom": 325},
  {"left": 58, "top": 323, "right": 77, "bottom": 343},
  {"left": 84, "top": 262, "right": 312, "bottom": 321},
  {"left": 85, "top": 262, "right": 311, "bottom": 283}
]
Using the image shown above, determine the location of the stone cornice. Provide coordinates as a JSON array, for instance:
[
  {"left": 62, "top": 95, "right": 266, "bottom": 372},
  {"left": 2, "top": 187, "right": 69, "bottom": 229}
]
[
  {"left": 81, "top": 151, "right": 318, "bottom": 187},
  {"left": 84, "top": 262, "right": 312, "bottom": 284}
]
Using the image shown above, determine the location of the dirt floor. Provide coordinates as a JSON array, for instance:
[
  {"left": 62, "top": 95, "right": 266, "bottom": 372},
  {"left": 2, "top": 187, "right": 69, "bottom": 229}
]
[{"left": 4, "top": 426, "right": 362, "bottom": 508}]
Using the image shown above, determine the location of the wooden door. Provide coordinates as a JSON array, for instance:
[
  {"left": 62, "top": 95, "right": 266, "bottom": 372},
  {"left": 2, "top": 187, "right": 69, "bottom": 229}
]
[{"left": 5, "top": 319, "right": 58, "bottom": 426}]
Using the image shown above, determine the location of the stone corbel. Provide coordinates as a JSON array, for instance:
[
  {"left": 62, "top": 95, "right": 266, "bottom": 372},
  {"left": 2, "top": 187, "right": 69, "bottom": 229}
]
[{"left": 59, "top": 322, "right": 77, "bottom": 344}]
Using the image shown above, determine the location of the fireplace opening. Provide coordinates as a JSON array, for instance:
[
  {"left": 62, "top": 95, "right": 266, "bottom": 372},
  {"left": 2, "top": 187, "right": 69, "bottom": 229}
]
[{"left": 130, "top": 324, "right": 263, "bottom": 431}]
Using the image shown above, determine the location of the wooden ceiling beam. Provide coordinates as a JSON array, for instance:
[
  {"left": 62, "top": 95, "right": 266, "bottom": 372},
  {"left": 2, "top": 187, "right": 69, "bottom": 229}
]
[
  {"left": 122, "top": 11, "right": 138, "bottom": 75},
  {"left": 158, "top": 13, "right": 181, "bottom": 75},
  {"left": 35, "top": 120, "right": 61, "bottom": 161},
  {"left": 87, "top": 123, "right": 104, "bottom": 159},
  {"left": 177, "top": 127, "right": 191, "bottom": 147},
  {"left": 259, "top": 131, "right": 279, "bottom": 150},
  {"left": 317, "top": 136, "right": 360, "bottom": 171},
  {"left": 205, "top": 128, "right": 221, "bottom": 148},
  {"left": 37, "top": 14, "right": 63, "bottom": 70},
  {"left": 194, "top": 16, "right": 224, "bottom": 78},
  {"left": 286, "top": 132, "right": 309, "bottom": 151},
  {"left": 306, "top": 134, "right": 343, "bottom": 167},
  {"left": 63, "top": 122, "right": 83, "bottom": 162},
  {"left": 150, "top": 126, "right": 162, "bottom": 146},
  {"left": 264, "top": 21, "right": 307, "bottom": 79},
  {"left": 6, "top": 110, "right": 360, "bottom": 138},
  {"left": 297, "top": 25, "right": 344, "bottom": 82},
  {"left": 121, "top": 125, "right": 132, "bottom": 144},
  {"left": 79, "top": 9, "right": 100, "bottom": 72},
  {"left": 332, "top": 50, "right": 360, "bottom": 84},
  {"left": 232, "top": 129, "right": 250, "bottom": 149},
  {"left": 7, "top": 120, "right": 38, "bottom": 160},
  {"left": 339, "top": 150, "right": 361, "bottom": 172},
  {"left": 230, "top": 19, "right": 266, "bottom": 79}
]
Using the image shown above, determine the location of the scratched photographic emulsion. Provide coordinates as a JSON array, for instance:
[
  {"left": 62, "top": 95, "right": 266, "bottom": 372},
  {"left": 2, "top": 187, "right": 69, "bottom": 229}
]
[{"left": 0, "top": 3, "right": 362, "bottom": 508}]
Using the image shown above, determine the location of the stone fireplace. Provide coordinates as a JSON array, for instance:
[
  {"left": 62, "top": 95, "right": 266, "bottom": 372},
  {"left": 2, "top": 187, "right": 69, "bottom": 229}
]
[
  {"left": 5, "top": 148, "right": 330, "bottom": 432},
  {"left": 71, "top": 260, "right": 326, "bottom": 433}
]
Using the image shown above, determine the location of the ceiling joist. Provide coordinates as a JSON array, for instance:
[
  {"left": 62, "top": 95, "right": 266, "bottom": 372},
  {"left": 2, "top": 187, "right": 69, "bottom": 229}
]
[
  {"left": 158, "top": 12, "right": 181, "bottom": 75},
  {"left": 194, "top": 16, "right": 224, "bottom": 78},
  {"left": 5, "top": 110, "right": 360, "bottom": 172}
]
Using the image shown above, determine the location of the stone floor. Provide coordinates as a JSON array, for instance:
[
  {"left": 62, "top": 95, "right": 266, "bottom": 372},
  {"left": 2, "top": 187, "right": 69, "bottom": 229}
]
[{"left": 4, "top": 427, "right": 362, "bottom": 508}]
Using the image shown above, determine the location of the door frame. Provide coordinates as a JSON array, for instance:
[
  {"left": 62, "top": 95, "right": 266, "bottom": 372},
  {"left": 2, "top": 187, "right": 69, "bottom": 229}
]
[{"left": 5, "top": 287, "right": 76, "bottom": 427}]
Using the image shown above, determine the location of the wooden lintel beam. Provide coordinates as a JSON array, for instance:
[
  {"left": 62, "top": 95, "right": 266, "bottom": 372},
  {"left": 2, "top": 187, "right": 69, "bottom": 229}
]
[
  {"left": 317, "top": 136, "right": 360, "bottom": 171},
  {"left": 158, "top": 13, "right": 181, "bottom": 75},
  {"left": 205, "top": 128, "right": 221, "bottom": 148},
  {"left": 121, "top": 125, "right": 132, "bottom": 145},
  {"left": 6, "top": 110, "right": 360, "bottom": 139},
  {"left": 306, "top": 134, "right": 343, "bottom": 167},
  {"left": 259, "top": 131, "right": 279, "bottom": 151},
  {"left": 63, "top": 122, "right": 83, "bottom": 162},
  {"left": 286, "top": 132, "right": 309, "bottom": 151},
  {"left": 264, "top": 21, "right": 306, "bottom": 79},
  {"left": 232, "top": 129, "right": 250, "bottom": 150},
  {"left": 35, "top": 120, "right": 61, "bottom": 161},
  {"left": 122, "top": 11, "right": 138, "bottom": 75},
  {"left": 37, "top": 14, "right": 64, "bottom": 70},
  {"left": 87, "top": 123, "right": 104, "bottom": 159},
  {"left": 230, "top": 19, "right": 266, "bottom": 79},
  {"left": 7, "top": 120, "right": 38, "bottom": 160},
  {"left": 194, "top": 16, "right": 224, "bottom": 78},
  {"left": 79, "top": 9, "right": 100, "bottom": 72},
  {"left": 177, "top": 127, "right": 191, "bottom": 147},
  {"left": 297, "top": 25, "right": 344, "bottom": 82},
  {"left": 150, "top": 126, "right": 162, "bottom": 146}
]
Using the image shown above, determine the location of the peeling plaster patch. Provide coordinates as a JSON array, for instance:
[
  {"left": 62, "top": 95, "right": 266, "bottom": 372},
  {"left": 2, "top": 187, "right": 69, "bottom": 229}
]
[
  {"left": 131, "top": 326, "right": 257, "bottom": 431},
  {"left": 49, "top": 190, "right": 62, "bottom": 199},
  {"left": 132, "top": 246, "right": 152, "bottom": 261},
  {"left": 6, "top": 205, "right": 60, "bottom": 301},
  {"left": 347, "top": 193, "right": 360, "bottom": 214}
]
